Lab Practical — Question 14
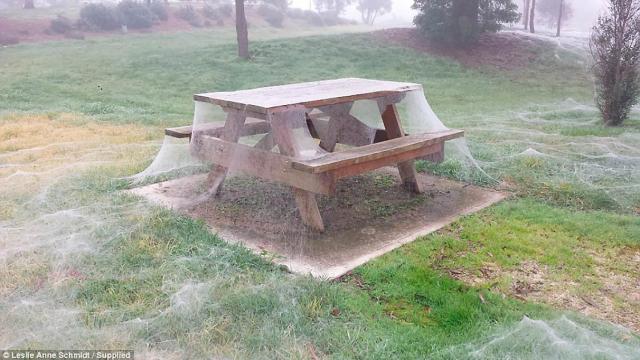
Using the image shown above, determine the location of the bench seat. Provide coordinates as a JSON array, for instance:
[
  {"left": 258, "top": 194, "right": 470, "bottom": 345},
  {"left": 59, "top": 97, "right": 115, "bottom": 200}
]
[{"left": 291, "top": 129, "right": 463, "bottom": 176}]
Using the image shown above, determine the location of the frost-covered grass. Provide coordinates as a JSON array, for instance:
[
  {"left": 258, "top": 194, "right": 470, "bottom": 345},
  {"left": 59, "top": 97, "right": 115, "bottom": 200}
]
[{"left": 1, "top": 29, "right": 640, "bottom": 358}]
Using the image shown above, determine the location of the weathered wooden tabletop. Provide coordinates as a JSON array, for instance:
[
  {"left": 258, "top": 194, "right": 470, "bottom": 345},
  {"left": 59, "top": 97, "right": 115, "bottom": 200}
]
[{"left": 193, "top": 78, "right": 422, "bottom": 114}]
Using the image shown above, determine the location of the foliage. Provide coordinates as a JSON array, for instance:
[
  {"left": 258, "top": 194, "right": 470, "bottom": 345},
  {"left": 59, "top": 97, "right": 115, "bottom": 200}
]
[
  {"left": 286, "top": 7, "right": 325, "bottom": 25},
  {"left": 257, "top": 3, "right": 285, "bottom": 27},
  {"left": 413, "top": 0, "right": 519, "bottom": 44},
  {"left": 261, "top": 0, "right": 289, "bottom": 11},
  {"left": 218, "top": 3, "right": 233, "bottom": 17},
  {"left": 537, "top": 0, "right": 573, "bottom": 27},
  {"left": 313, "top": 0, "right": 352, "bottom": 15},
  {"left": 176, "top": 4, "right": 203, "bottom": 27},
  {"left": 357, "top": 0, "right": 391, "bottom": 24},
  {"left": 117, "top": 0, "right": 155, "bottom": 29},
  {"left": 202, "top": 4, "right": 223, "bottom": 25},
  {"left": 149, "top": 0, "right": 169, "bottom": 21},
  {"left": 590, "top": 0, "right": 640, "bottom": 126},
  {"left": 49, "top": 14, "right": 73, "bottom": 34},
  {"left": 78, "top": 3, "right": 120, "bottom": 31}
]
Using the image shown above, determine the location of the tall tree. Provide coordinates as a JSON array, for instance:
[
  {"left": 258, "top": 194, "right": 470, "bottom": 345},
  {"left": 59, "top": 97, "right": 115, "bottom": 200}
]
[
  {"left": 529, "top": 0, "right": 536, "bottom": 33},
  {"left": 357, "top": 0, "right": 391, "bottom": 25},
  {"left": 522, "top": 0, "right": 531, "bottom": 30},
  {"left": 537, "top": 0, "right": 573, "bottom": 36},
  {"left": 556, "top": 0, "right": 563, "bottom": 36},
  {"left": 235, "top": 0, "right": 249, "bottom": 59},
  {"left": 590, "top": 0, "right": 640, "bottom": 126},
  {"left": 413, "top": 0, "right": 519, "bottom": 45}
]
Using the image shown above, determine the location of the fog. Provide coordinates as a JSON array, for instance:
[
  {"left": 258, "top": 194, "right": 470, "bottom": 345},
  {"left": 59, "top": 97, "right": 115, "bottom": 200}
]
[{"left": 289, "top": 0, "right": 610, "bottom": 31}]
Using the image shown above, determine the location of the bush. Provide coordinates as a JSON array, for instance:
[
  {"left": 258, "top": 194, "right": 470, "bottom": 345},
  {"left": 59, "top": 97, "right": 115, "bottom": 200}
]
[
  {"left": 117, "top": 0, "right": 154, "bottom": 29},
  {"left": 217, "top": 3, "right": 233, "bottom": 17},
  {"left": 258, "top": 3, "right": 284, "bottom": 27},
  {"left": 590, "top": 0, "right": 640, "bottom": 126},
  {"left": 149, "top": 0, "right": 168, "bottom": 21},
  {"left": 49, "top": 14, "right": 73, "bottom": 34},
  {"left": 176, "top": 5, "right": 203, "bottom": 27},
  {"left": 412, "top": 0, "right": 519, "bottom": 45},
  {"left": 202, "top": 4, "right": 221, "bottom": 19},
  {"left": 262, "top": 0, "right": 288, "bottom": 11},
  {"left": 78, "top": 3, "right": 120, "bottom": 31}
]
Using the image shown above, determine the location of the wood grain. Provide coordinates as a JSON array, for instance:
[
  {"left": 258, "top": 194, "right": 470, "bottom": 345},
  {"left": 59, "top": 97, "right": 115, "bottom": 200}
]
[
  {"left": 291, "top": 129, "right": 463, "bottom": 173},
  {"left": 194, "top": 78, "right": 422, "bottom": 114}
]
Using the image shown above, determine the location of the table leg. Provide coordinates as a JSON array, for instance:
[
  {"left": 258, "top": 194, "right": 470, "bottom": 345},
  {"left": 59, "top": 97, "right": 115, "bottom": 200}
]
[
  {"left": 380, "top": 103, "right": 423, "bottom": 194},
  {"left": 270, "top": 110, "right": 325, "bottom": 232},
  {"left": 318, "top": 103, "right": 377, "bottom": 151},
  {"left": 205, "top": 109, "right": 247, "bottom": 194}
]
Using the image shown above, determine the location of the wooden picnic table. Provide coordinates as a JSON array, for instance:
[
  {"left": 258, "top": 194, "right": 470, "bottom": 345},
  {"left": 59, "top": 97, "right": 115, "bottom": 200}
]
[{"left": 169, "top": 78, "right": 463, "bottom": 232}]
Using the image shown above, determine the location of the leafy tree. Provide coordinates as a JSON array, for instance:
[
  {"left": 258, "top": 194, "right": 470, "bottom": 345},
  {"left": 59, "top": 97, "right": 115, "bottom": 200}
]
[
  {"left": 357, "top": 0, "right": 391, "bottom": 24},
  {"left": 538, "top": 0, "right": 572, "bottom": 36},
  {"left": 412, "top": 0, "right": 519, "bottom": 44},
  {"left": 590, "top": 0, "right": 640, "bottom": 126},
  {"left": 313, "top": 0, "right": 351, "bottom": 14}
]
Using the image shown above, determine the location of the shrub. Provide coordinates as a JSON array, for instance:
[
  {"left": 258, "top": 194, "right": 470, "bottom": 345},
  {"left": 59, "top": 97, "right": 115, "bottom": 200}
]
[
  {"left": 149, "top": 1, "right": 168, "bottom": 21},
  {"left": 590, "top": 0, "right": 640, "bottom": 126},
  {"left": 117, "top": 0, "right": 154, "bottom": 29},
  {"left": 176, "top": 5, "right": 203, "bottom": 27},
  {"left": 286, "top": 8, "right": 324, "bottom": 25},
  {"left": 412, "top": 0, "right": 519, "bottom": 45},
  {"left": 217, "top": 3, "right": 233, "bottom": 17},
  {"left": 262, "top": 0, "right": 288, "bottom": 11},
  {"left": 202, "top": 4, "right": 221, "bottom": 19},
  {"left": 258, "top": 3, "right": 284, "bottom": 27},
  {"left": 49, "top": 14, "right": 73, "bottom": 34},
  {"left": 78, "top": 3, "right": 120, "bottom": 31}
]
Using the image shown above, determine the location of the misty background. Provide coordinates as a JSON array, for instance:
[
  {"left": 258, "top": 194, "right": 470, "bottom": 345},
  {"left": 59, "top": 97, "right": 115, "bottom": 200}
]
[{"left": 287, "top": 0, "right": 609, "bottom": 31}]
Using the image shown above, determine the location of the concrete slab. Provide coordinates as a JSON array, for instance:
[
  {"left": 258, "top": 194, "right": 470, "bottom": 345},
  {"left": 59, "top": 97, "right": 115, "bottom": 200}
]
[{"left": 129, "top": 169, "right": 506, "bottom": 279}]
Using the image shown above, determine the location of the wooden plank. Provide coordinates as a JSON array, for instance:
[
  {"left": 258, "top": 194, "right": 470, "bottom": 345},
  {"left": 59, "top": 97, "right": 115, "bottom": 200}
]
[
  {"left": 193, "top": 135, "right": 335, "bottom": 195},
  {"left": 165, "top": 120, "right": 271, "bottom": 139},
  {"left": 380, "top": 103, "right": 421, "bottom": 193},
  {"left": 307, "top": 115, "right": 389, "bottom": 146},
  {"left": 202, "top": 110, "right": 247, "bottom": 194},
  {"left": 269, "top": 110, "right": 326, "bottom": 232},
  {"left": 318, "top": 103, "right": 351, "bottom": 152},
  {"left": 165, "top": 125, "right": 193, "bottom": 138},
  {"left": 291, "top": 129, "right": 463, "bottom": 173},
  {"left": 329, "top": 143, "right": 442, "bottom": 179},
  {"left": 253, "top": 133, "right": 275, "bottom": 151},
  {"left": 194, "top": 78, "right": 422, "bottom": 114},
  {"left": 421, "top": 142, "right": 445, "bottom": 163}
]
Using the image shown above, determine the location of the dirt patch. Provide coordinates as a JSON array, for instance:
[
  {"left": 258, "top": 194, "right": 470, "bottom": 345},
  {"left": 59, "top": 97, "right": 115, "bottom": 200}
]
[
  {"left": 446, "top": 256, "right": 640, "bottom": 333},
  {"left": 130, "top": 169, "right": 505, "bottom": 278},
  {"left": 374, "top": 28, "right": 549, "bottom": 70}
]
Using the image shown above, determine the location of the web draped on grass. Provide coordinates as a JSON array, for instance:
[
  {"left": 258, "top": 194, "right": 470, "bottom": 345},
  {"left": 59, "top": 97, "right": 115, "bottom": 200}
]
[
  {"left": 451, "top": 316, "right": 640, "bottom": 360},
  {"left": 1, "top": 107, "right": 639, "bottom": 357}
]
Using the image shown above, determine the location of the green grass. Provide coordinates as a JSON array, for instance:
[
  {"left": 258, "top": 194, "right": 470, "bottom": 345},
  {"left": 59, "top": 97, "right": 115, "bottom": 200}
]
[
  {"left": 1, "top": 27, "right": 639, "bottom": 358},
  {"left": 0, "top": 30, "right": 590, "bottom": 126}
]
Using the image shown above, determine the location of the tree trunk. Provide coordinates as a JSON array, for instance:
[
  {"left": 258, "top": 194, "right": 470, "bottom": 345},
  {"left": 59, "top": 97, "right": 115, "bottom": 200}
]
[
  {"left": 529, "top": 0, "right": 536, "bottom": 33},
  {"left": 24, "top": 0, "right": 34, "bottom": 9},
  {"left": 556, "top": 0, "right": 563, "bottom": 37},
  {"left": 523, "top": 0, "right": 530, "bottom": 30},
  {"left": 451, "top": 0, "right": 479, "bottom": 43},
  {"left": 235, "top": 0, "right": 249, "bottom": 59}
]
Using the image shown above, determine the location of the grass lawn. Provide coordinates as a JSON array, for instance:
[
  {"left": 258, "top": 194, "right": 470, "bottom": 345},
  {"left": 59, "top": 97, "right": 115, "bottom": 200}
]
[{"left": 1, "top": 27, "right": 639, "bottom": 358}]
